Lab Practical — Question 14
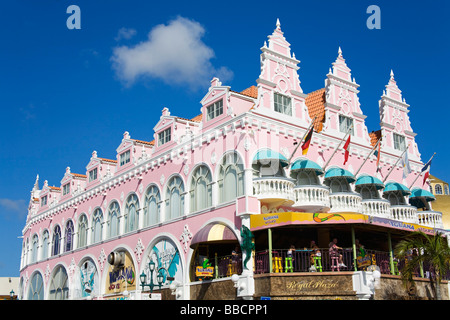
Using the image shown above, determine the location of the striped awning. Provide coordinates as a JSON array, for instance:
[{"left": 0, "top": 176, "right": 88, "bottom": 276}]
[{"left": 190, "top": 223, "right": 238, "bottom": 248}]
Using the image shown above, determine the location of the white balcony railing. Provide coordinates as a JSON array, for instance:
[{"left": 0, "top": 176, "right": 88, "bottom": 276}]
[
  {"left": 253, "top": 177, "right": 295, "bottom": 206},
  {"left": 417, "top": 211, "right": 443, "bottom": 229},
  {"left": 293, "top": 185, "right": 330, "bottom": 212},
  {"left": 329, "top": 192, "right": 362, "bottom": 213},
  {"left": 390, "top": 205, "right": 418, "bottom": 224},
  {"left": 361, "top": 198, "right": 391, "bottom": 218}
]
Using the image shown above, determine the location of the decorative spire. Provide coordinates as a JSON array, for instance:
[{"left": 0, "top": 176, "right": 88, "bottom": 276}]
[
  {"left": 276, "top": 18, "right": 281, "bottom": 29},
  {"left": 338, "top": 46, "right": 342, "bottom": 57},
  {"left": 390, "top": 69, "right": 394, "bottom": 79}
]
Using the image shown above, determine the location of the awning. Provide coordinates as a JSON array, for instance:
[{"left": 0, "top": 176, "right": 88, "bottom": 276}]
[
  {"left": 253, "top": 149, "right": 289, "bottom": 167},
  {"left": 383, "top": 182, "right": 411, "bottom": 195},
  {"left": 324, "top": 167, "right": 356, "bottom": 182},
  {"left": 410, "top": 188, "right": 435, "bottom": 201},
  {"left": 190, "top": 223, "right": 238, "bottom": 248},
  {"left": 355, "top": 174, "right": 384, "bottom": 190},
  {"left": 290, "top": 159, "right": 324, "bottom": 175}
]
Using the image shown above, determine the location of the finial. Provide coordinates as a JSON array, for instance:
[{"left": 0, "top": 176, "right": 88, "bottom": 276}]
[
  {"left": 276, "top": 18, "right": 281, "bottom": 29},
  {"left": 390, "top": 69, "right": 394, "bottom": 79},
  {"left": 338, "top": 46, "right": 342, "bottom": 57}
]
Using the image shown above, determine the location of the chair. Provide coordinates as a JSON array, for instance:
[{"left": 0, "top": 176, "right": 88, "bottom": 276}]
[
  {"left": 285, "top": 256, "right": 293, "bottom": 272},
  {"left": 330, "top": 249, "right": 340, "bottom": 272},
  {"left": 313, "top": 256, "right": 322, "bottom": 272}
]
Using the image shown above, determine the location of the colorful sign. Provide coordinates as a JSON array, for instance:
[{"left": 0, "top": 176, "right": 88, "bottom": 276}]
[
  {"left": 195, "top": 266, "right": 214, "bottom": 278},
  {"left": 147, "top": 238, "right": 182, "bottom": 285},
  {"left": 250, "top": 211, "right": 438, "bottom": 234},
  {"left": 106, "top": 251, "right": 136, "bottom": 294},
  {"left": 250, "top": 212, "right": 366, "bottom": 231}
]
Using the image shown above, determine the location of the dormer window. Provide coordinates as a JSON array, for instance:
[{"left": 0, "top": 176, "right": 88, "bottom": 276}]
[
  {"left": 41, "top": 195, "right": 47, "bottom": 206},
  {"left": 339, "top": 115, "right": 354, "bottom": 135},
  {"left": 393, "top": 133, "right": 406, "bottom": 151},
  {"left": 89, "top": 168, "right": 98, "bottom": 182},
  {"left": 120, "top": 150, "right": 131, "bottom": 166},
  {"left": 158, "top": 128, "right": 171, "bottom": 146},
  {"left": 62, "top": 183, "right": 70, "bottom": 196},
  {"left": 274, "top": 93, "right": 292, "bottom": 116},
  {"left": 206, "top": 99, "right": 223, "bottom": 121}
]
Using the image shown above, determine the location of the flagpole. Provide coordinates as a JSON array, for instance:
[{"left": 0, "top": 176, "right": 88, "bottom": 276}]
[
  {"left": 354, "top": 137, "right": 383, "bottom": 178},
  {"left": 382, "top": 144, "right": 410, "bottom": 183},
  {"left": 408, "top": 152, "right": 436, "bottom": 189},
  {"left": 288, "top": 116, "right": 316, "bottom": 164},
  {"left": 322, "top": 123, "right": 354, "bottom": 171}
]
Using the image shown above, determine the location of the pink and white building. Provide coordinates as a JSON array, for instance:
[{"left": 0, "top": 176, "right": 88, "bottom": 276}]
[{"left": 18, "top": 20, "right": 445, "bottom": 300}]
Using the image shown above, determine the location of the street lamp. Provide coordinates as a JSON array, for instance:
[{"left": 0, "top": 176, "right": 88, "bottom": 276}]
[{"left": 140, "top": 259, "right": 164, "bottom": 293}]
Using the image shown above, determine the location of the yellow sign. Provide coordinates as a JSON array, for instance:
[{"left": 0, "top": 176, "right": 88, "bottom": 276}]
[
  {"left": 106, "top": 251, "right": 136, "bottom": 294},
  {"left": 195, "top": 266, "right": 214, "bottom": 278},
  {"left": 250, "top": 212, "right": 367, "bottom": 231}
]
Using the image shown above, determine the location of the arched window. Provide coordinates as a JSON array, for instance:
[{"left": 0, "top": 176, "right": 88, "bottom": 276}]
[
  {"left": 49, "top": 266, "right": 69, "bottom": 300},
  {"left": 435, "top": 184, "right": 443, "bottom": 195},
  {"left": 64, "top": 220, "right": 74, "bottom": 252},
  {"left": 296, "top": 171, "right": 320, "bottom": 186},
  {"left": 52, "top": 225, "right": 61, "bottom": 256},
  {"left": 42, "top": 230, "right": 49, "bottom": 260},
  {"left": 166, "top": 176, "right": 185, "bottom": 220},
  {"left": 125, "top": 194, "right": 139, "bottom": 233},
  {"left": 384, "top": 191, "right": 406, "bottom": 206},
  {"left": 28, "top": 273, "right": 44, "bottom": 300},
  {"left": 77, "top": 214, "right": 88, "bottom": 248},
  {"left": 108, "top": 201, "right": 120, "bottom": 238},
  {"left": 144, "top": 185, "right": 160, "bottom": 226},
  {"left": 218, "top": 152, "right": 245, "bottom": 203},
  {"left": 445, "top": 185, "right": 449, "bottom": 195},
  {"left": 358, "top": 185, "right": 380, "bottom": 200},
  {"left": 92, "top": 208, "right": 103, "bottom": 244},
  {"left": 328, "top": 178, "right": 350, "bottom": 193},
  {"left": 31, "top": 234, "right": 39, "bottom": 263},
  {"left": 190, "top": 165, "right": 212, "bottom": 212}
]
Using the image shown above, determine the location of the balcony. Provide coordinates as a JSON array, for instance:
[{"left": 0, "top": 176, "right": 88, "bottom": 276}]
[
  {"left": 390, "top": 205, "right": 418, "bottom": 224},
  {"left": 417, "top": 211, "right": 443, "bottom": 228},
  {"left": 361, "top": 198, "right": 391, "bottom": 218},
  {"left": 292, "top": 185, "right": 330, "bottom": 212},
  {"left": 253, "top": 177, "right": 295, "bottom": 207},
  {"left": 329, "top": 192, "right": 362, "bottom": 213}
]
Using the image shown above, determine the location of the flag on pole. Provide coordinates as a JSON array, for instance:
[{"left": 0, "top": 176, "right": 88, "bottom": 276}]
[
  {"left": 343, "top": 135, "right": 351, "bottom": 165},
  {"left": 422, "top": 158, "right": 432, "bottom": 186},
  {"left": 400, "top": 151, "right": 412, "bottom": 179},
  {"left": 301, "top": 127, "right": 314, "bottom": 155},
  {"left": 374, "top": 140, "right": 381, "bottom": 173}
]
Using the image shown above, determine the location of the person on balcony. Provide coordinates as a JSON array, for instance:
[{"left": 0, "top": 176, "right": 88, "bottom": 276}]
[
  {"left": 285, "top": 245, "right": 295, "bottom": 272},
  {"left": 309, "top": 241, "right": 322, "bottom": 272},
  {"left": 329, "top": 238, "right": 347, "bottom": 268}
]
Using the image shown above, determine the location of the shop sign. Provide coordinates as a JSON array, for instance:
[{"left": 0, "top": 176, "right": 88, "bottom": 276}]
[
  {"left": 356, "top": 255, "right": 373, "bottom": 268},
  {"left": 286, "top": 280, "right": 339, "bottom": 292},
  {"left": 106, "top": 251, "right": 136, "bottom": 294},
  {"left": 195, "top": 266, "right": 214, "bottom": 278}
]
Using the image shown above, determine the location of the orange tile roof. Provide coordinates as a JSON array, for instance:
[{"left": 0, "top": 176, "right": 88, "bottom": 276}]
[
  {"left": 132, "top": 139, "right": 155, "bottom": 146},
  {"left": 369, "top": 130, "right": 382, "bottom": 147},
  {"left": 305, "top": 88, "right": 326, "bottom": 132},
  {"left": 49, "top": 186, "right": 61, "bottom": 191},
  {"left": 71, "top": 173, "right": 87, "bottom": 179},
  {"left": 239, "top": 86, "right": 258, "bottom": 99},
  {"left": 190, "top": 114, "right": 203, "bottom": 122},
  {"left": 99, "top": 157, "right": 118, "bottom": 164}
]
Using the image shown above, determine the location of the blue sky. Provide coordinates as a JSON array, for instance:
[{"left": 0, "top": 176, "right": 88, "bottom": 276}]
[{"left": 0, "top": 1, "right": 448, "bottom": 277}]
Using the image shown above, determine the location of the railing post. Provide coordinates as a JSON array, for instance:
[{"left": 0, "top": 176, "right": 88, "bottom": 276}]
[
  {"left": 351, "top": 226, "right": 357, "bottom": 271},
  {"left": 388, "top": 232, "right": 395, "bottom": 275},
  {"left": 268, "top": 228, "right": 273, "bottom": 273}
]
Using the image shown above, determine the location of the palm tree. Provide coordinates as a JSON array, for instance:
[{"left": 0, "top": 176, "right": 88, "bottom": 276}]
[{"left": 394, "top": 231, "right": 450, "bottom": 300}]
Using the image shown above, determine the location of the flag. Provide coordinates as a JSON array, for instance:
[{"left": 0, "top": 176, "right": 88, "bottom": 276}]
[
  {"left": 343, "top": 135, "right": 351, "bottom": 165},
  {"left": 400, "top": 151, "right": 412, "bottom": 179},
  {"left": 422, "top": 158, "right": 432, "bottom": 186},
  {"left": 301, "top": 127, "right": 314, "bottom": 155}
]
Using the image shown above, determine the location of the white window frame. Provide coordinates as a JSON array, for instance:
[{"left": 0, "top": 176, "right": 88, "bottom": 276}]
[
  {"left": 274, "top": 93, "right": 292, "bottom": 116},
  {"left": 89, "top": 168, "right": 98, "bottom": 182},
  {"left": 158, "top": 128, "right": 171, "bottom": 146},
  {"left": 206, "top": 100, "right": 223, "bottom": 121},
  {"left": 120, "top": 150, "right": 131, "bottom": 166},
  {"left": 339, "top": 115, "right": 354, "bottom": 135},
  {"left": 393, "top": 133, "right": 406, "bottom": 151},
  {"left": 62, "top": 183, "right": 70, "bottom": 196}
]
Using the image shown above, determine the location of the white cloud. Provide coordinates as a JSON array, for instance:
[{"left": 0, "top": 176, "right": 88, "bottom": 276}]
[
  {"left": 115, "top": 27, "right": 137, "bottom": 41},
  {"left": 111, "top": 16, "right": 233, "bottom": 89},
  {"left": 0, "top": 198, "right": 27, "bottom": 221}
]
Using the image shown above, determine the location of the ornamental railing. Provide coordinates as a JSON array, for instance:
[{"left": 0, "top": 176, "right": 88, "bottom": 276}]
[
  {"left": 417, "top": 210, "right": 443, "bottom": 229},
  {"left": 361, "top": 198, "right": 391, "bottom": 218},
  {"left": 329, "top": 192, "right": 362, "bottom": 213},
  {"left": 292, "top": 185, "right": 330, "bottom": 211},
  {"left": 253, "top": 177, "right": 295, "bottom": 203},
  {"left": 390, "top": 205, "right": 418, "bottom": 224}
]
